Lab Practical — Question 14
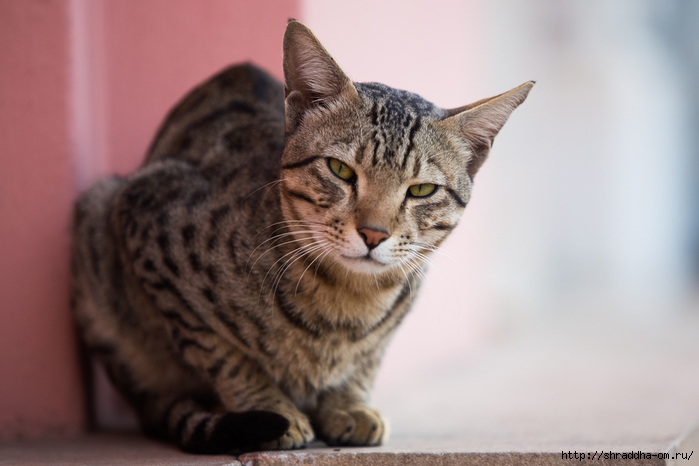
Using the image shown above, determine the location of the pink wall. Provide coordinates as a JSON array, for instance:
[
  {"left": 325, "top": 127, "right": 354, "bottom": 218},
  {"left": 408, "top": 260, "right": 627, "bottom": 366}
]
[
  {"left": 0, "top": 0, "right": 298, "bottom": 439},
  {"left": 0, "top": 0, "right": 84, "bottom": 440},
  {"left": 76, "top": 0, "right": 297, "bottom": 185}
]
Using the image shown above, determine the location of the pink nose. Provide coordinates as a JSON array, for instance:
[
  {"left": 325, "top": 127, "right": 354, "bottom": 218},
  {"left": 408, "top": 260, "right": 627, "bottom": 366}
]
[{"left": 357, "top": 226, "right": 390, "bottom": 250}]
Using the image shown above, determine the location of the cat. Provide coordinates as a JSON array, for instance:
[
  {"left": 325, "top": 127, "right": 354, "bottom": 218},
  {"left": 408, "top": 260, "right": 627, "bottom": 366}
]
[{"left": 70, "top": 19, "right": 533, "bottom": 453}]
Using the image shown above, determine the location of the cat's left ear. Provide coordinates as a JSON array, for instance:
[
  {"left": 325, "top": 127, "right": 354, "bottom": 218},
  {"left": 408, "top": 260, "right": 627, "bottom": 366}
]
[
  {"left": 283, "top": 19, "right": 359, "bottom": 134},
  {"left": 438, "top": 81, "right": 534, "bottom": 177}
]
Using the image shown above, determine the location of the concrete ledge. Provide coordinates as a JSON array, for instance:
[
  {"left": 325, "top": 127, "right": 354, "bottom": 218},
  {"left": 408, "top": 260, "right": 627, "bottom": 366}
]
[
  {"left": 1, "top": 433, "right": 695, "bottom": 466},
  {"left": 2, "top": 314, "right": 698, "bottom": 465},
  {"left": 0, "top": 434, "right": 239, "bottom": 466}
]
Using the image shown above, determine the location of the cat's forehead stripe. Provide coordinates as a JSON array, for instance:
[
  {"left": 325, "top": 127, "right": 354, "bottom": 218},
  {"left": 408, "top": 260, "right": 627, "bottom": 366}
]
[
  {"left": 355, "top": 82, "right": 441, "bottom": 118},
  {"left": 402, "top": 115, "right": 421, "bottom": 171},
  {"left": 356, "top": 82, "right": 442, "bottom": 171}
]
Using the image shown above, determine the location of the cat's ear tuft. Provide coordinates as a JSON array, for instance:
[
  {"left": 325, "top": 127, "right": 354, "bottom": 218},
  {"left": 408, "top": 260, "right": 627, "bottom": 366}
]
[
  {"left": 283, "top": 20, "right": 357, "bottom": 133},
  {"left": 440, "top": 81, "right": 534, "bottom": 177}
]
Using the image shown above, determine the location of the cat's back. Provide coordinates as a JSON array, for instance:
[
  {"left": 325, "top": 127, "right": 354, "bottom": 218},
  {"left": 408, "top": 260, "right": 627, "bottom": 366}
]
[{"left": 146, "top": 63, "right": 285, "bottom": 173}]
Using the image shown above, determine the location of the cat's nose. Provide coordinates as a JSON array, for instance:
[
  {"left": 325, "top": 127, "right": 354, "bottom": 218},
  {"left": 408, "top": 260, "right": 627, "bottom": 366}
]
[{"left": 357, "top": 226, "right": 390, "bottom": 250}]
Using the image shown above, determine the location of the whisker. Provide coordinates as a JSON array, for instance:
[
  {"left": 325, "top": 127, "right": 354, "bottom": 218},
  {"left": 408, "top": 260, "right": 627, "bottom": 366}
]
[
  {"left": 408, "top": 246, "right": 456, "bottom": 289},
  {"left": 398, "top": 263, "right": 414, "bottom": 302},
  {"left": 403, "top": 246, "right": 448, "bottom": 277},
  {"left": 243, "top": 178, "right": 287, "bottom": 202},
  {"left": 400, "top": 264, "right": 424, "bottom": 301},
  {"left": 257, "top": 241, "right": 321, "bottom": 303},
  {"left": 267, "top": 237, "right": 327, "bottom": 287},
  {"left": 313, "top": 246, "right": 335, "bottom": 282},
  {"left": 246, "top": 231, "right": 322, "bottom": 283},
  {"left": 454, "top": 217, "right": 484, "bottom": 244},
  {"left": 251, "top": 218, "right": 329, "bottom": 241},
  {"left": 249, "top": 229, "right": 318, "bottom": 260},
  {"left": 411, "top": 242, "right": 457, "bottom": 263},
  {"left": 269, "top": 241, "right": 327, "bottom": 301},
  {"left": 295, "top": 242, "right": 334, "bottom": 295},
  {"left": 401, "top": 258, "right": 421, "bottom": 281},
  {"left": 246, "top": 220, "right": 334, "bottom": 279}
]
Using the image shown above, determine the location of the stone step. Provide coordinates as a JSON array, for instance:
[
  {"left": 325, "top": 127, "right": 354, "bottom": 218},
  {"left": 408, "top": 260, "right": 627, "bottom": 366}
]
[{"left": 1, "top": 314, "right": 697, "bottom": 465}]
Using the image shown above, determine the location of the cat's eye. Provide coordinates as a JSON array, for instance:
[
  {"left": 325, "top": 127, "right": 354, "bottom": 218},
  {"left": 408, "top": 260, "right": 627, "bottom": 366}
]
[
  {"left": 328, "top": 158, "right": 356, "bottom": 181},
  {"left": 408, "top": 183, "right": 437, "bottom": 197}
]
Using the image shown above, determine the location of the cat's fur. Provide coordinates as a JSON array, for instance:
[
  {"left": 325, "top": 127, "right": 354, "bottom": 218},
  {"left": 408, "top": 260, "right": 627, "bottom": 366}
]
[{"left": 70, "top": 20, "right": 532, "bottom": 453}]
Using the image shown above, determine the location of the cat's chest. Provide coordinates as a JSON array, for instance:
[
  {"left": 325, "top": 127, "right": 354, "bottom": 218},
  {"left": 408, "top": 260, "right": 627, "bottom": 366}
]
[
  {"left": 264, "top": 329, "right": 376, "bottom": 397},
  {"left": 258, "top": 281, "right": 411, "bottom": 392}
]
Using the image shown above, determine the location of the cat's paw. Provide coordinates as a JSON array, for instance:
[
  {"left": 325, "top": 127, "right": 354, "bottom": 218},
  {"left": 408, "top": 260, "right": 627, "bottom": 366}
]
[
  {"left": 317, "top": 406, "right": 388, "bottom": 446},
  {"left": 259, "top": 411, "right": 314, "bottom": 450}
]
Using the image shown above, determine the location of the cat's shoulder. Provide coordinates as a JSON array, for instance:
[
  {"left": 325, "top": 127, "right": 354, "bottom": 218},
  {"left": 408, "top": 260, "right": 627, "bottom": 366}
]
[{"left": 147, "top": 63, "right": 285, "bottom": 165}]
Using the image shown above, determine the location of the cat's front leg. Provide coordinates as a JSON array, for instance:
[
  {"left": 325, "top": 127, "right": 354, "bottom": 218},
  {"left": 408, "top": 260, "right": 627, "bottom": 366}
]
[
  {"left": 312, "top": 380, "right": 388, "bottom": 447},
  {"left": 177, "top": 336, "right": 315, "bottom": 450},
  {"left": 219, "top": 358, "right": 315, "bottom": 450}
]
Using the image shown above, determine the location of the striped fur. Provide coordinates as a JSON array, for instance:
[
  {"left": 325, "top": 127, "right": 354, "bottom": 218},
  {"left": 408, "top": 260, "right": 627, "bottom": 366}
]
[{"left": 70, "top": 20, "right": 532, "bottom": 453}]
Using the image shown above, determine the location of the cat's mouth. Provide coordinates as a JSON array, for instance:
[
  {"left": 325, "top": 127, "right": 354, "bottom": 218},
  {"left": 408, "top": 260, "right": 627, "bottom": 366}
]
[{"left": 340, "top": 253, "right": 387, "bottom": 266}]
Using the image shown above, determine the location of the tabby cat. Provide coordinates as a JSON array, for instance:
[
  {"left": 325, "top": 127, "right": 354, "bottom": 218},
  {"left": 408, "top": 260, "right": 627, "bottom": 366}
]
[{"left": 70, "top": 20, "right": 533, "bottom": 453}]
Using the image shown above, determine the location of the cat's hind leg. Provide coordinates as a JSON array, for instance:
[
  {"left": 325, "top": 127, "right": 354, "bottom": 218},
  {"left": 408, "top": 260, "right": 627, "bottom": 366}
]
[
  {"left": 71, "top": 176, "right": 288, "bottom": 453},
  {"left": 162, "top": 331, "right": 316, "bottom": 450},
  {"left": 92, "top": 349, "right": 290, "bottom": 453},
  {"left": 147, "top": 396, "right": 288, "bottom": 454}
]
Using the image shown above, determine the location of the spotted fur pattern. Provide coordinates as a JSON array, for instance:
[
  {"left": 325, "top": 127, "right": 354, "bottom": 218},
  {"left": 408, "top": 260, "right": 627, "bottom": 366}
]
[{"left": 70, "top": 20, "right": 533, "bottom": 453}]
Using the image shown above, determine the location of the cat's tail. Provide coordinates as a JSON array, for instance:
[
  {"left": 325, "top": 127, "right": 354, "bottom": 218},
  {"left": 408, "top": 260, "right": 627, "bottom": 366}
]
[{"left": 153, "top": 398, "right": 289, "bottom": 454}]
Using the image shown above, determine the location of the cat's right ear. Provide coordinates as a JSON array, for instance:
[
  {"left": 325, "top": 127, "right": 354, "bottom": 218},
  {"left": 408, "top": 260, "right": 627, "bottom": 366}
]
[
  {"left": 439, "top": 81, "right": 534, "bottom": 178},
  {"left": 283, "top": 19, "right": 358, "bottom": 134}
]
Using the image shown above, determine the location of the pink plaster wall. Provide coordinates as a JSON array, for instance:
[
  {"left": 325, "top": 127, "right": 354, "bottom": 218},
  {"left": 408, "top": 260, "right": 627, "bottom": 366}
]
[
  {"left": 79, "top": 0, "right": 297, "bottom": 184},
  {"left": 0, "top": 0, "right": 84, "bottom": 439},
  {"left": 0, "top": 0, "right": 298, "bottom": 439}
]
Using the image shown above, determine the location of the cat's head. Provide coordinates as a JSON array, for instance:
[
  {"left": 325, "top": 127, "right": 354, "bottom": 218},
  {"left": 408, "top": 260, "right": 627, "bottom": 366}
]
[{"left": 279, "top": 20, "right": 532, "bottom": 277}]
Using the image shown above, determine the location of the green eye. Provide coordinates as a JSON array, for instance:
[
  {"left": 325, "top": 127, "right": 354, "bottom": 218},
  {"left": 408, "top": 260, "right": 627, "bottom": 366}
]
[
  {"left": 328, "top": 158, "right": 356, "bottom": 181},
  {"left": 408, "top": 183, "right": 437, "bottom": 197}
]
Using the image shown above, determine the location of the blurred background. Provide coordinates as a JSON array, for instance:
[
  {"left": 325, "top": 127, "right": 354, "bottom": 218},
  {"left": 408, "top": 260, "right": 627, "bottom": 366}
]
[{"left": 1, "top": 0, "right": 698, "bottom": 440}]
